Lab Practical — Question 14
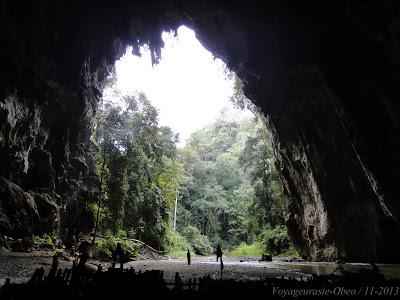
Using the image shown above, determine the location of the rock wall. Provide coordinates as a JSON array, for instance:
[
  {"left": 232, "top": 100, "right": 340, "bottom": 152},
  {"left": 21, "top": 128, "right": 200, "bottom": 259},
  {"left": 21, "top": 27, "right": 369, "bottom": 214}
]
[
  {"left": 0, "top": 1, "right": 104, "bottom": 244},
  {"left": 1, "top": 0, "right": 400, "bottom": 261},
  {"left": 0, "top": 63, "right": 99, "bottom": 245},
  {"left": 265, "top": 68, "right": 400, "bottom": 262}
]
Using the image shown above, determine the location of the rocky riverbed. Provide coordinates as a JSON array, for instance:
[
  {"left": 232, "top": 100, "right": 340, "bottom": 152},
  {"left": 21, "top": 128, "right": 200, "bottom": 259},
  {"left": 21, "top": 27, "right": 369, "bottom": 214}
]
[{"left": 1, "top": 250, "right": 400, "bottom": 286}]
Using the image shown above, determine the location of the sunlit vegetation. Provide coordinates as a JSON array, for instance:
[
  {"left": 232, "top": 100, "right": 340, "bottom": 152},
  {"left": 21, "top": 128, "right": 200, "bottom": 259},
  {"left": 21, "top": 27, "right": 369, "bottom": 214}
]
[
  {"left": 94, "top": 233, "right": 140, "bottom": 260},
  {"left": 176, "top": 111, "right": 287, "bottom": 254},
  {"left": 164, "top": 229, "right": 193, "bottom": 258},
  {"left": 92, "top": 75, "right": 294, "bottom": 258},
  {"left": 92, "top": 87, "right": 180, "bottom": 250},
  {"left": 230, "top": 242, "right": 264, "bottom": 257},
  {"left": 32, "top": 234, "right": 56, "bottom": 250}
]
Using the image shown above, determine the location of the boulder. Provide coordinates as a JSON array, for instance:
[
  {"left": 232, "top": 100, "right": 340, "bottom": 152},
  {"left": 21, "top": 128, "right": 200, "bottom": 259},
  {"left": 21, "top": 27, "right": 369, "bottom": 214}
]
[
  {"left": 0, "top": 177, "right": 39, "bottom": 238},
  {"left": 30, "top": 192, "right": 59, "bottom": 234},
  {"left": 260, "top": 254, "right": 273, "bottom": 262}
]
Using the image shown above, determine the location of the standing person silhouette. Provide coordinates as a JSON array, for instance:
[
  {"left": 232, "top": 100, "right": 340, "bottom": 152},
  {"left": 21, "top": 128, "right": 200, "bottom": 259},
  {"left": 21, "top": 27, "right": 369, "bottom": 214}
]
[
  {"left": 187, "top": 250, "right": 191, "bottom": 265},
  {"left": 77, "top": 250, "right": 89, "bottom": 270},
  {"left": 77, "top": 241, "right": 90, "bottom": 270},
  {"left": 216, "top": 244, "right": 223, "bottom": 262},
  {"left": 112, "top": 242, "right": 125, "bottom": 269}
]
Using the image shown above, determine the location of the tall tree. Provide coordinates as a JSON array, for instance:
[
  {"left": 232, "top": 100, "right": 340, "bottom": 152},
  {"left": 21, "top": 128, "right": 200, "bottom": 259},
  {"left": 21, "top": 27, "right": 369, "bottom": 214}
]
[{"left": 93, "top": 93, "right": 180, "bottom": 249}]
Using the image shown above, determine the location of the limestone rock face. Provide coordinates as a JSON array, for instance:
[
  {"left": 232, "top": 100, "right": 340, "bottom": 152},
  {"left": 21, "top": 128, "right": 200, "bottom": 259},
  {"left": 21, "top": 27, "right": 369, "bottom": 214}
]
[
  {"left": 1, "top": 1, "right": 400, "bottom": 261},
  {"left": 264, "top": 68, "right": 400, "bottom": 262},
  {"left": 0, "top": 92, "right": 98, "bottom": 242},
  {"left": 0, "top": 177, "right": 39, "bottom": 237},
  {"left": 0, "top": 1, "right": 102, "bottom": 241},
  {"left": 30, "top": 192, "right": 59, "bottom": 234}
]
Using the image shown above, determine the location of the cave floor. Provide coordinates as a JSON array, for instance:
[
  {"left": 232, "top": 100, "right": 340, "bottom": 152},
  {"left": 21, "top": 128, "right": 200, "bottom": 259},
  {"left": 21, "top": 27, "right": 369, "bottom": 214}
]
[
  {"left": 0, "top": 250, "right": 103, "bottom": 285},
  {"left": 1, "top": 251, "right": 400, "bottom": 285},
  {"left": 125, "top": 256, "right": 400, "bottom": 283}
]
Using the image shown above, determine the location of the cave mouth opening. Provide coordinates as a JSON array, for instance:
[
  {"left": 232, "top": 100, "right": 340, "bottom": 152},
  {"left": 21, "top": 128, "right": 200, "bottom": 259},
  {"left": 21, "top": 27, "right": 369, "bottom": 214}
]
[
  {"left": 3, "top": 3, "right": 400, "bottom": 294},
  {"left": 91, "top": 25, "right": 291, "bottom": 261}
]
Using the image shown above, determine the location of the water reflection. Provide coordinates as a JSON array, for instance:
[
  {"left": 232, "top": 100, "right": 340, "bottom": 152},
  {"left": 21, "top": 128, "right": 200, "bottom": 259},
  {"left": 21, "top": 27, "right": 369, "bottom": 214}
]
[{"left": 275, "top": 262, "right": 400, "bottom": 279}]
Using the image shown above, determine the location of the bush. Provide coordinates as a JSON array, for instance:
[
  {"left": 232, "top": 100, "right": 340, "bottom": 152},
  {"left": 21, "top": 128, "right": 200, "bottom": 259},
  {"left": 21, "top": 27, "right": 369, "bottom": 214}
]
[
  {"left": 165, "top": 229, "right": 193, "bottom": 258},
  {"left": 182, "top": 226, "right": 212, "bottom": 255},
  {"left": 32, "top": 234, "right": 54, "bottom": 250},
  {"left": 95, "top": 235, "right": 139, "bottom": 260},
  {"left": 116, "top": 229, "right": 128, "bottom": 238},
  {"left": 279, "top": 245, "right": 299, "bottom": 258},
  {"left": 259, "top": 226, "right": 291, "bottom": 255},
  {"left": 230, "top": 242, "right": 263, "bottom": 257},
  {"left": 266, "top": 233, "right": 290, "bottom": 255}
]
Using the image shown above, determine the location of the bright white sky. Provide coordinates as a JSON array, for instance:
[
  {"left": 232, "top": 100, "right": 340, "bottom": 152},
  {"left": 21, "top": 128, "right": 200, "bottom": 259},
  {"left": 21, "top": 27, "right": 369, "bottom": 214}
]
[{"left": 103, "top": 25, "right": 251, "bottom": 146}]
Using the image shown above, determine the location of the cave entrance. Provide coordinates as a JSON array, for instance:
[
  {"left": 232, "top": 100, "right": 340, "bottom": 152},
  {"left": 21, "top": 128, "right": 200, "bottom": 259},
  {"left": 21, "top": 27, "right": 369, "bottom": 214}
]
[
  {"left": 92, "top": 25, "right": 293, "bottom": 262},
  {"left": 3, "top": 2, "right": 400, "bottom": 292}
]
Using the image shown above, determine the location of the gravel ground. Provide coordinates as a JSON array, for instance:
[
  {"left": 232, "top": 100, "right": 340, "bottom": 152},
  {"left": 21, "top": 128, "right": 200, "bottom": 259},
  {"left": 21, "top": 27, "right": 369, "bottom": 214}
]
[
  {"left": 1, "top": 250, "right": 399, "bottom": 286},
  {"left": 0, "top": 251, "right": 307, "bottom": 285},
  {"left": 0, "top": 250, "right": 103, "bottom": 285},
  {"left": 124, "top": 256, "right": 309, "bottom": 283}
]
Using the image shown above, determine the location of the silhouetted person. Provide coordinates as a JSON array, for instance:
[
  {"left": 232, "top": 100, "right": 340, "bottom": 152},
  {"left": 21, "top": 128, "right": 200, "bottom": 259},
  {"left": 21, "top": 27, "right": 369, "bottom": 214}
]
[
  {"left": 77, "top": 250, "right": 89, "bottom": 269},
  {"left": 112, "top": 242, "right": 125, "bottom": 269},
  {"left": 77, "top": 242, "right": 90, "bottom": 270},
  {"left": 78, "top": 240, "right": 90, "bottom": 254},
  {"left": 216, "top": 244, "right": 223, "bottom": 262},
  {"left": 187, "top": 250, "right": 191, "bottom": 265}
]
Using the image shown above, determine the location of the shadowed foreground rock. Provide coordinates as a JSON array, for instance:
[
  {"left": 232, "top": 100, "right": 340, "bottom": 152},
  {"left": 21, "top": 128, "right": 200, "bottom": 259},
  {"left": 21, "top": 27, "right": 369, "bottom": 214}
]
[{"left": 1, "top": 262, "right": 399, "bottom": 299}]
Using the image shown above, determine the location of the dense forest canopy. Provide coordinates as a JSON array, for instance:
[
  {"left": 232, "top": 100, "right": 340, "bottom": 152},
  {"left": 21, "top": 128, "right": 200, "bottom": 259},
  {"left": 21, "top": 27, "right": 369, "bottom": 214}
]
[
  {"left": 91, "top": 74, "right": 294, "bottom": 257},
  {"left": 176, "top": 112, "right": 284, "bottom": 248}
]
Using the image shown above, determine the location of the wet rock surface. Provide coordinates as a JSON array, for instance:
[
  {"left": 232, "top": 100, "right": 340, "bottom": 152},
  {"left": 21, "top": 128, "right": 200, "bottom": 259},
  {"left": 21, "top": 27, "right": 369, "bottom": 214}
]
[
  {"left": 1, "top": 1, "right": 400, "bottom": 261},
  {"left": 0, "top": 178, "right": 39, "bottom": 238},
  {"left": 0, "top": 91, "right": 99, "bottom": 243}
]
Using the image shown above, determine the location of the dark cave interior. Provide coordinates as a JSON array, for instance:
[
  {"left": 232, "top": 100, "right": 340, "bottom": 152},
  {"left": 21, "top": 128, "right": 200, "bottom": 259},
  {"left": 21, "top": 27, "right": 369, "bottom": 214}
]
[{"left": 1, "top": 0, "right": 400, "bottom": 265}]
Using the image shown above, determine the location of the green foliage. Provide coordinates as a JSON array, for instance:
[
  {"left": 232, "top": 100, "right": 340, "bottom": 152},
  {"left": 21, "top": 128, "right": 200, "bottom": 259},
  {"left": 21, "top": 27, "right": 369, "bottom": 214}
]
[
  {"left": 176, "top": 108, "right": 287, "bottom": 252},
  {"left": 229, "top": 75, "right": 259, "bottom": 114},
  {"left": 32, "top": 234, "right": 54, "bottom": 250},
  {"left": 259, "top": 226, "right": 291, "bottom": 255},
  {"left": 278, "top": 245, "right": 300, "bottom": 258},
  {"left": 116, "top": 229, "right": 128, "bottom": 238},
  {"left": 230, "top": 242, "right": 264, "bottom": 257},
  {"left": 165, "top": 229, "right": 193, "bottom": 258},
  {"left": 93, "top": 89, "right": 180, "bottom": 249},
  {"left": 239, "top": 118, "right": 285, "bottom": 228},
  {"left": 156, "top": 157, "right": 184, "bottom": 210},
  {"left": 95, "top": 234, "right": 139, "bottom": 260},
  {"left": 175, "top": 205, "right": 195, "bottom": 233},
  {"left": 182, "top": 226, "right": 212, "bottom": 255}
]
